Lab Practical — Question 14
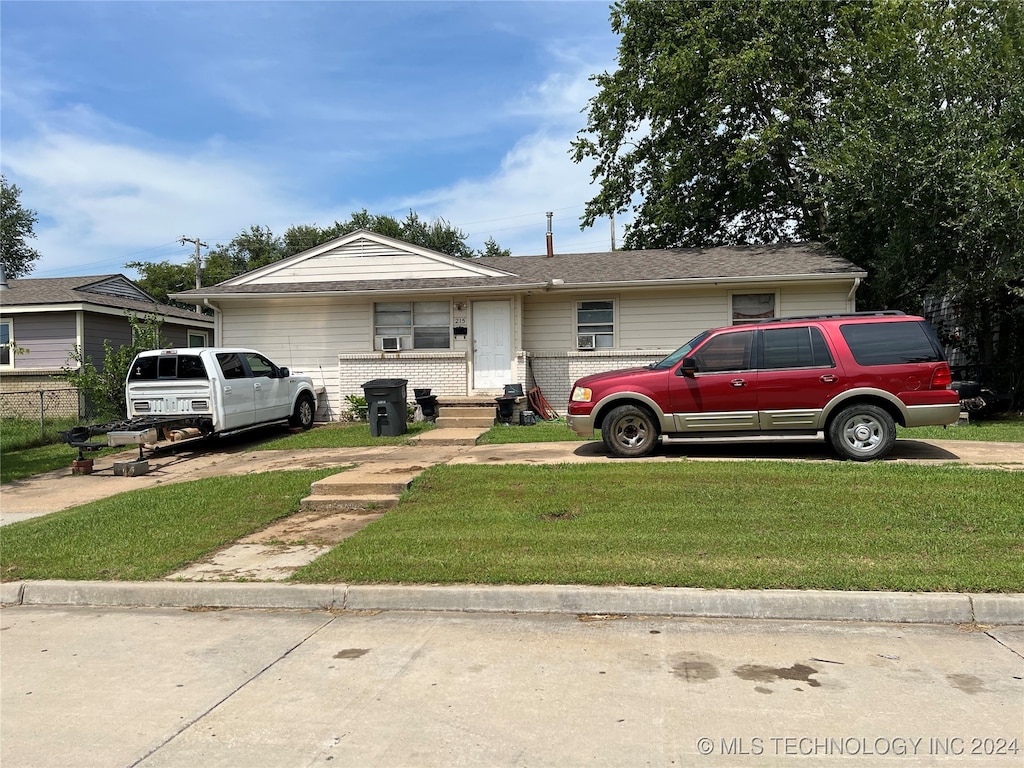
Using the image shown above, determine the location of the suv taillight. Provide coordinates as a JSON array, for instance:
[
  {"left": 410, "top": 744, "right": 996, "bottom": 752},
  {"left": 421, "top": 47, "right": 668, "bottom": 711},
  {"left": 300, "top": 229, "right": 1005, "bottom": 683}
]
[{"left": 931, "top": 364, "right": 953, "bottom": 389}]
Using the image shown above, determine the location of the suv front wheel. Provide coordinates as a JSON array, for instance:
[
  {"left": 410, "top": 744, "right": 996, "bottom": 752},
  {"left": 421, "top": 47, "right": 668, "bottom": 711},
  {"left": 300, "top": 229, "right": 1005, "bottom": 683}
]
[
  {"left": 828, "top": 404, "right": 896, "bottom": 461},
  {"left": 602, "top": 404, "right": 659, "bottom": 458}
]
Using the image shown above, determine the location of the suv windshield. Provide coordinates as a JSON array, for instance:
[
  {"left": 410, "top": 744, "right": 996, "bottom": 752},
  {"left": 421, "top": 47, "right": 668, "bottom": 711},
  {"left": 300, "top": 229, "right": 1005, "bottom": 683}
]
[{"left": 649, "top": 331, "right": 709, "bottom": 370}]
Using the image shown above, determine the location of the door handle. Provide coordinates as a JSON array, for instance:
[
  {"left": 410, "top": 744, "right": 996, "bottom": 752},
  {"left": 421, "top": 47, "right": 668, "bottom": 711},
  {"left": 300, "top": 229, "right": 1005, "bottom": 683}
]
[
  {"left": 820, "top": 375, "right": 838, "bottom": 383},
  {"left": 254, "top": 383, "right": 262, "bottom": 390},
  {"left": 223, "top": 385, "right": 232, "bottom": 393},
  {"left": 730, "top": 379, "right": 748, "bottom": 388}
]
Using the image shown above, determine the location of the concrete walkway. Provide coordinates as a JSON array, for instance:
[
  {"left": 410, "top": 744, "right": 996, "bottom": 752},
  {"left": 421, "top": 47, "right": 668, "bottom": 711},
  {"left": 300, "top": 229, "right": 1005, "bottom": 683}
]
[{"left": 2, "top": 430, "right": 1022, "bottom": 623}]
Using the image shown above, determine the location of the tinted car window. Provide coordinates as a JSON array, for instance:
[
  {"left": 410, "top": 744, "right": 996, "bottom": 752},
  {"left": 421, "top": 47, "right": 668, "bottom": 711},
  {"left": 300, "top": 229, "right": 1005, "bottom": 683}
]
[
  {"left": 177, "top": 355, "right": 208, "bottom": 379},
  {"left": 762, "top": 327, "right": 835, "bottom": 369},
  {"left": 694, "top": 331, "right": 754, "bottom": 372},
  {"left": 245, "top": 353, "right": 275, "bottom": 378},
  {"left": 129, "top": 357, "right": 158, "bottom": 380},
  {"left": 840, "top": 321, "right": 941, "bottom": 366},
  {"left": 216, "top": 353, "right": 248, "bottom": 379}
]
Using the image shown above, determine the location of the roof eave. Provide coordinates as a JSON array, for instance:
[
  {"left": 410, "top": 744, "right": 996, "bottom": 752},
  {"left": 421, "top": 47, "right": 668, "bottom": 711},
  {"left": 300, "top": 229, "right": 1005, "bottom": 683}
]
[
  {"left": 543, "top": 272, "right": 868, "bottom": 291},
  {"left": 170, "top": 282, "right": 550, "bottom": 301}
]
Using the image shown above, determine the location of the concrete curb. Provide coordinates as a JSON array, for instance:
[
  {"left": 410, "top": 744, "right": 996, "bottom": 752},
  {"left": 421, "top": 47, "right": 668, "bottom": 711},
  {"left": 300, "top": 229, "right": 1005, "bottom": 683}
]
[{"left": 3, "top": 580, "right": 1022, "bottom": 625}]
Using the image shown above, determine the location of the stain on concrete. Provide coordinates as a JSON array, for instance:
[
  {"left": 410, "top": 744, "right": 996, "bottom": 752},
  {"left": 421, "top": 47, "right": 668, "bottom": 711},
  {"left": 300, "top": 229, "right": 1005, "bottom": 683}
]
[
  {"left": 734, "top": 663, "right": 821, "bottom": 688},
  {"left": 334, "top": 649, "right": 370, "bottom": 660},
  {"left": 671, "top": 655, "right": 720, "bottom": 683},
  {"left": 947, "top": 673, "right": 986, "bottom": 695}
]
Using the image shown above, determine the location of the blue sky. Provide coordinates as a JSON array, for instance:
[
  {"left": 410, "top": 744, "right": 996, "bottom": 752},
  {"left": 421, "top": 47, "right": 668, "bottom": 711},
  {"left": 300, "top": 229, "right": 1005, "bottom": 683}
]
[{"left": 1, "top": 0, "right": 622, "bottom": 279}]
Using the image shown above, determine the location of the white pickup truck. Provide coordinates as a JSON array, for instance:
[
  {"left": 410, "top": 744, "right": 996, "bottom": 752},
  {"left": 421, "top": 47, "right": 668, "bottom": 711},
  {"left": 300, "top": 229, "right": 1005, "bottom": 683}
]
[{"left": 125, "top": 347, "right": 318, "bottom": 435}]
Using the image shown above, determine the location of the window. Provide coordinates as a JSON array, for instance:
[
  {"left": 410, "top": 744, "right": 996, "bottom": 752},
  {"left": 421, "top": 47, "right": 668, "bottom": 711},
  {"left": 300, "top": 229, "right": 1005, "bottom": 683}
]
[
  {"left": 693, "top": 331, "right": 754, "bottom": 372},
  {"left": 129, "top": 354, "right": 208, "bottom": 380},
  {"left": 244, "top": 353, "right": 275, "bottom": 378},
  {"left": 0, "top": 320, "right": 12, "bottom": 368},
  {"left": 576, "top": 300, "right": 614, "bottom": 349},
  {"left": 216, "top": 352, "right": 248, "bottom": 379},
  {"left": 188, "top": 331, "right": 209, "bottom": 347},
  {"left": 374, "top": 301, "right": 450, "bottom": 350},
  {"left": 840, "top": 321, "right": 941, "bottom": 366},
  {"left": 762, "top": 327, "right": 835, "bottom": 369},
  {"left": 732, "top": 293, "right": 776, "bottom": 324}
]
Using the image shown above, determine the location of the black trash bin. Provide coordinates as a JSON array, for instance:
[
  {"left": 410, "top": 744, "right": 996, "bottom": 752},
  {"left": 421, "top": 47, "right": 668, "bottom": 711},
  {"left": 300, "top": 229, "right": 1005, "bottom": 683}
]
[
  {"left": 414, "top": 388, "right": 439, "bottom": 422},
  {"left": 362, "top": 378, "right": 408, "bottom": 437}
]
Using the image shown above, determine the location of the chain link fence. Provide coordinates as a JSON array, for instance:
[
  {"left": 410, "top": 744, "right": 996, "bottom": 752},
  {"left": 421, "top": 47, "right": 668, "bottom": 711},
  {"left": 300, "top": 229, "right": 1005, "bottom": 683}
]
[{"left": 0, "top": 388, "right": 83, "bottom": 448}]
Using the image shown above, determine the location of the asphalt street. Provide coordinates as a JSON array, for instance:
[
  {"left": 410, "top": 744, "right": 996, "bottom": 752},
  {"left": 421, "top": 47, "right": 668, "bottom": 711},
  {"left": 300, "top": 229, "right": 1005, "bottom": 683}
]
[{"left": 2, "top": 606, "right": 1022, "bottom": 768}]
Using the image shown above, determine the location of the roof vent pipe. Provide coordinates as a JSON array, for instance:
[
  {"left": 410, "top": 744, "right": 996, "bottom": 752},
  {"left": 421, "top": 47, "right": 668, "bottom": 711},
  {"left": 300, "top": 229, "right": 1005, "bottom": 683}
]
[
  {"left": 0, "top": 261, "right": 8, "bottom": 292},
  {"left": 546, "top": 211, "right": 554, "bottom": 258}
]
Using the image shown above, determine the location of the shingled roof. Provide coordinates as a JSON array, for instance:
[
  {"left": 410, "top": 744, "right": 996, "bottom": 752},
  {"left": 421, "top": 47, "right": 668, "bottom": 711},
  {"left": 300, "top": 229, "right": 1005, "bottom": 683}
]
[
  {"left": 2, "top": 274, "right": 213, "bottom": 323},
  {"left": 173, "top": 242, "right": 864, "bottom": 298}
]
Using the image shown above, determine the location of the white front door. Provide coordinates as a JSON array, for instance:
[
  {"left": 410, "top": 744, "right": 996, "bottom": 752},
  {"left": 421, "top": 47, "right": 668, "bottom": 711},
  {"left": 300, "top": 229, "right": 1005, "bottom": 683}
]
[{"left": 472, "top": 300, "right": 511, "bottom": 391}]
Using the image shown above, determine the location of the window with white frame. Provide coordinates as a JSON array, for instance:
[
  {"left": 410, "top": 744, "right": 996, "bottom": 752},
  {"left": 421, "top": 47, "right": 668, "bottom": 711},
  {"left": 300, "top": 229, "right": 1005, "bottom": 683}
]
[
  {"left": 1, "top": 320, "right": 13, "bottom": 367},
  {"left": 576, "top": 300, "right": 615, "bottom": 349},
  {"left": 731, "top": 292, "right": 776, "bottom": 324},
  {"left": 187, "top": 330, "right": 209, "bottom": 347},
  {"left": 374, "top": 301, "right": 451, "bottom": 350}
]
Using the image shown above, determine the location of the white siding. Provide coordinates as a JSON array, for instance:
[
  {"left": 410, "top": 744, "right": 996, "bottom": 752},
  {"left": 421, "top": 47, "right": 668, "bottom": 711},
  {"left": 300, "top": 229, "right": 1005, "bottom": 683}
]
[
  {"left": 218, "top": 297, "right": 369, "bottom": 420},
  {"left": 521, "top": 295, "right": 574, "bottom": 351},
  {"left": 235, "top": 240, "right": 509, "bottom": 285},
  {"left": 777, "top": 283, "right": 855, "bottom": 316}
]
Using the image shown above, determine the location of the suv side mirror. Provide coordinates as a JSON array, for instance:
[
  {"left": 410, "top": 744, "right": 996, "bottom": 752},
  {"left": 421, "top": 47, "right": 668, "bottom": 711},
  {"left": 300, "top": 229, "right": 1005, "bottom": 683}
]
[{"left": 678, "top": 357, "right": 698, "bottom": 377}]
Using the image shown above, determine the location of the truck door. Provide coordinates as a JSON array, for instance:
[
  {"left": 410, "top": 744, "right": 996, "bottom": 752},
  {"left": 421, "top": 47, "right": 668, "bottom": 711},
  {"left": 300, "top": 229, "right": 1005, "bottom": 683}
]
[
  {"left": 244, "top": 352, "right": 292, "bottom": 423},
  {"left": 215, "top": 352, "right": 256, "bottom": 430}
]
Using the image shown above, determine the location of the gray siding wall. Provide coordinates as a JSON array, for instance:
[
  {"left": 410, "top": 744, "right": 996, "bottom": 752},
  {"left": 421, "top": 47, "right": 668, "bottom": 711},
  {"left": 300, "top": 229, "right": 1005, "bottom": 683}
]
[
  {"left": 5, "top": 312, "right": 78, "bottom": 369},
  {"left": 82, "top": 314, "right": 132, "bottom": 366}
]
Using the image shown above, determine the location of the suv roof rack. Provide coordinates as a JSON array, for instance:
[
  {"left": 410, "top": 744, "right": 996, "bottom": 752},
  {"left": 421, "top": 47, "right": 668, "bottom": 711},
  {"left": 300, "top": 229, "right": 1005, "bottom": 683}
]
[{"left": 756, "top": 310, "right": 906, "bottom": 324}]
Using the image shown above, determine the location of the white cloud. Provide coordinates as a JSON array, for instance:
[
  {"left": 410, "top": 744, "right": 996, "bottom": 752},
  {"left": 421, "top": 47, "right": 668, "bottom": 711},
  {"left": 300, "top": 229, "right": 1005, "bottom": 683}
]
[{"left": 3, "top": 131, "right": 314, "bottom": 276}]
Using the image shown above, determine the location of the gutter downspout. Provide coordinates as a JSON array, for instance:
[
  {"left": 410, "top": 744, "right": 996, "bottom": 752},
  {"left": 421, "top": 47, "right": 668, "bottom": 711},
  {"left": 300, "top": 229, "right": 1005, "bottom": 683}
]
[
  {"left": 847, "top": 277, "right": 861, "bottom": 311},
  {"left": 203, "top": 298, "right": 222, "bottom": 345}
]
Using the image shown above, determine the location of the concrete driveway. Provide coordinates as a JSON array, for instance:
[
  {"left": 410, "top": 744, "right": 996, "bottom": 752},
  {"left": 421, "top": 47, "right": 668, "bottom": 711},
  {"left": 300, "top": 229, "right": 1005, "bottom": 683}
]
[{"left": 2, "top": 432, "right": 1021, "bottom": 528}]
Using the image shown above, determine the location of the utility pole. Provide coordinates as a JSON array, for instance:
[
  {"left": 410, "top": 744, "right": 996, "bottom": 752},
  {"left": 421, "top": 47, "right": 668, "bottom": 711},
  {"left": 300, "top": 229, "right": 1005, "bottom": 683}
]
[{"left": 180, "top": 236, "right": 207, "bottom": 313}]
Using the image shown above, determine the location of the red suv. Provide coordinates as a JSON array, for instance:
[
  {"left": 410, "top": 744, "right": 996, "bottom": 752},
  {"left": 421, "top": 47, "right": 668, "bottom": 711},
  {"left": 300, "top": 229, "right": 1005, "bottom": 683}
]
[{"left": 567, "top": 312, "right": 960, "bottom": 461}]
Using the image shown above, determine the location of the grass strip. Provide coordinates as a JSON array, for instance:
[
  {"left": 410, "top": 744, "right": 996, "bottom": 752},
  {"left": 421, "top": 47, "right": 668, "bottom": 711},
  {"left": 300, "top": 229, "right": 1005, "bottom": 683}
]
[
  {"left": 295, "top": 462, "right": 1024, "bottom": 592},
  {"left": 250, "top": 421, "right": 436, "bottom": 450},
  {"left": 0, "top": 469, "right": 335, "bottom": 581}
]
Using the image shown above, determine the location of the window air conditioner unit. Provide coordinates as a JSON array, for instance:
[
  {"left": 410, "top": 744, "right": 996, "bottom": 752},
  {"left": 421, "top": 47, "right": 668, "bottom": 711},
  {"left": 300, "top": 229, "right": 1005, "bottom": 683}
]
[
  {"left": 378, "top": 336, "right": 401, "bottom": 352},
  {"left": 577, "top": 334, "right": 596, "bottom": 351}
]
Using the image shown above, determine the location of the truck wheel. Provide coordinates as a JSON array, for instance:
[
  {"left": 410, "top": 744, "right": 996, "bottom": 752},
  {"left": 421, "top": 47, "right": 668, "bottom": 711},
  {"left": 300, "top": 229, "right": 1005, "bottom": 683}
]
[
  {"left": 828, "top": 404, "right": 895, "bottom": 461},
  {"left": 601, "top": 405, "right": 659, "bottom": 458},
  {"left": 290, "top": 393, "right": 315, "bottom": 430}
]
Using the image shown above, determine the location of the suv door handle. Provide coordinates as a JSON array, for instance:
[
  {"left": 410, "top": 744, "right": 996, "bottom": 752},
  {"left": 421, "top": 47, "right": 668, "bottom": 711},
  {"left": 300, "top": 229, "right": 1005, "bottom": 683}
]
[
  {"left": 730, "top": 379, "right": 748, "bottom": 388},
  {"left": 820, "top": 374, "right": 838, "bottom": 383}
]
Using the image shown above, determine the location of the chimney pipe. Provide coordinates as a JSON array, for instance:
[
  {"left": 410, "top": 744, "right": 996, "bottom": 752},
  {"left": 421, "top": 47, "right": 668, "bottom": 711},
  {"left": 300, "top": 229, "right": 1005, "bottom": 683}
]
[
  {"left": 0, "top": 261, "right": 8, "bottom": 292},
  {"left": 545, "top": 211, "right": 554, "bottom": 258}
]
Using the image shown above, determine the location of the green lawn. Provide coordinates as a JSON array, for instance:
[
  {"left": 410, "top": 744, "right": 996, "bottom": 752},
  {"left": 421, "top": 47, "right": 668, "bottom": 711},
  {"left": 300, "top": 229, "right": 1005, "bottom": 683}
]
[
  {"left": 294, "top": 462, "right": 1022, "bottom": 592},
  {"left": 0, "top": 470, "right": 336, "bottom": 581}
]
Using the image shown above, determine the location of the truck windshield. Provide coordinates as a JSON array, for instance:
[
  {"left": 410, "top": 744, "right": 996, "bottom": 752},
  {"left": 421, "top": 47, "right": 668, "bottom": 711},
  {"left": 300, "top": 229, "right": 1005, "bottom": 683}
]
[{"left": 649, "top": 331, "right": 710, "bottom": 370}]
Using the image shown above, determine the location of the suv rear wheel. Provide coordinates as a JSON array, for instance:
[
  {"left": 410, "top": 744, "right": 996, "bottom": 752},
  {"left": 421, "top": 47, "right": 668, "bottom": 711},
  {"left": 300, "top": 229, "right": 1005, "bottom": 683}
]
[
  {"left": 602, "top": 405, "right": 659, "bottom": 458},
  {"left": 828, "top": 404, "right": 896, "bottom": 461}
]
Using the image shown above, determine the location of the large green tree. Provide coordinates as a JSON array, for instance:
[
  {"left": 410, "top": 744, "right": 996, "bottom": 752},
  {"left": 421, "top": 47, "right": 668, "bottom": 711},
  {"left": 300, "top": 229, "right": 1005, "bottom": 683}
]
[
  {"left": 1, "top": 175, "right": 42, "bottom": 279},
  {"left": 574, "top": 0, "right": 1023, "bottom": 376}
]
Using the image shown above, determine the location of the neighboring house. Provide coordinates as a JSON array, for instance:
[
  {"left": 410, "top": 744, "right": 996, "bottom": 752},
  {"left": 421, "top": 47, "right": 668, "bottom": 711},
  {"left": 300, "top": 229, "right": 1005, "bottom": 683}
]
[
  {"left": 1, "top": 274, "right": 215, "bottom": 415},
  {"left": 171, "top": 229, "right": 866, "bottom": 417}
]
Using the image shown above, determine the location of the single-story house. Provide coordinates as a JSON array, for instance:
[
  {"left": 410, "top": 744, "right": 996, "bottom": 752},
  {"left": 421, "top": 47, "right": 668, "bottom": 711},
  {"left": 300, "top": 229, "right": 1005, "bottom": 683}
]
[
  {"left": 1, "top": 274, "right": 215, "bottom": 415},
  {"left": 170, "top": 229, "right": 866, "bottom": 419}
]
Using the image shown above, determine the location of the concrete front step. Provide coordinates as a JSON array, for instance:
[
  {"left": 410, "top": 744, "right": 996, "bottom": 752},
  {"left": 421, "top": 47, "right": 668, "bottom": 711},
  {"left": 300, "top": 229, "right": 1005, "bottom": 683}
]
[
  {"left": 435, "top": 416, "right": 495, "bottom": 429},
  {"left": 410, "top": 427, "right": 485, "bottom": 446},
  {"left": 299, "top": 494, "right": 400, "bottom": 513}
]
